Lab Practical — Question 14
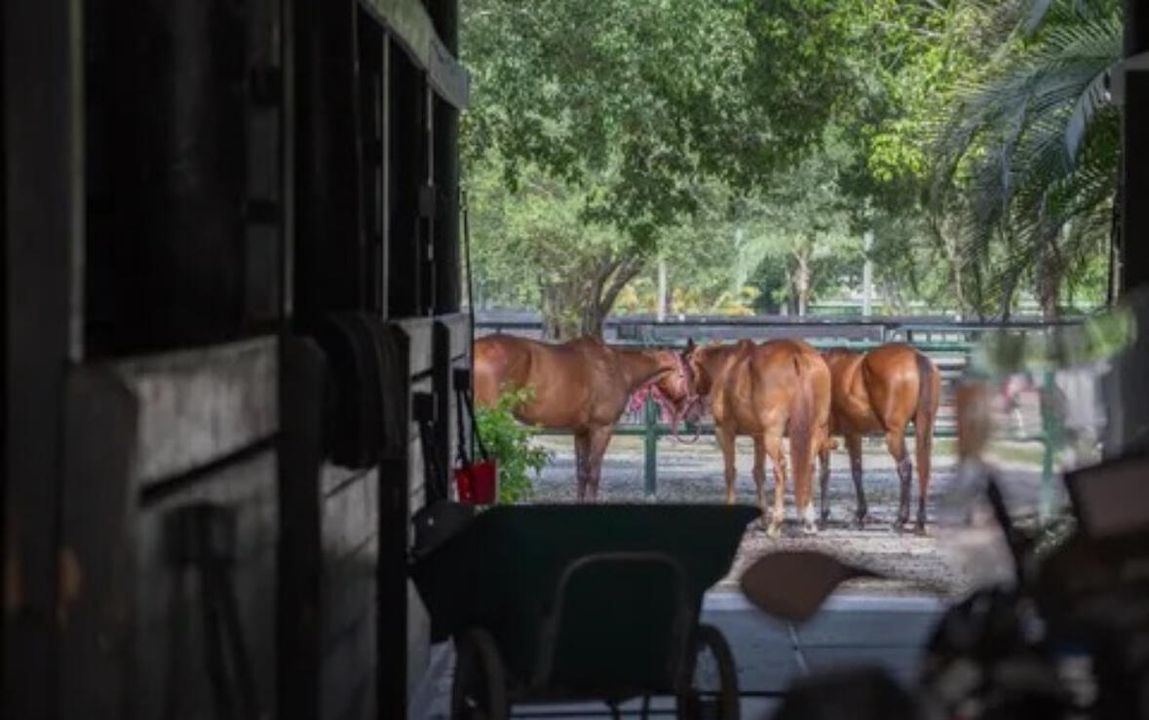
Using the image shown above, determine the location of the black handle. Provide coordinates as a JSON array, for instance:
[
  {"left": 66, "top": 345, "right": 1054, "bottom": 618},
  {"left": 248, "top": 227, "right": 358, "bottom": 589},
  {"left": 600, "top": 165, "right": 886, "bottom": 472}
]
[{"left": 414, "top": 391, "right": 449, "bottom": 501}]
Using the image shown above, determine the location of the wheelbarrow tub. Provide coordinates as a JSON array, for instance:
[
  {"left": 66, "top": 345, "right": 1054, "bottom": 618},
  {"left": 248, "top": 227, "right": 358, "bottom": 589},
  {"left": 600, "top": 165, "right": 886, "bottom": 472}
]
[{"left": 409, "top": 504, "right": 758, "bottom": 696}]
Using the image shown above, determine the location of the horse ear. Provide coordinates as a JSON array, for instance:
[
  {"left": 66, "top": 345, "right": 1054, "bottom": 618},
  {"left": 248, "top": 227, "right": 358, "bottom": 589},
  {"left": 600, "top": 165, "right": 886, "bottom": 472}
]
[{"left": 685, "top": 337, "right": 696, "bottom": 353}]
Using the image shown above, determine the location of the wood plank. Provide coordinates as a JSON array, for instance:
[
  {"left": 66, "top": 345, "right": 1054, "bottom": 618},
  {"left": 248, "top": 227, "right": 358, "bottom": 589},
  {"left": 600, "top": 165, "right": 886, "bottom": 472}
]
[
  {"left": 279, "top": 336, "right": 327, "bottom": 720},
  {"left": 396, "top": 317, "right": 435, "bottom": 376},
  {"left": 131, "top": 451, "right": 279, "bottom": 720},
  {"left": 321, "top": 617, "right": 374, "bottom": 720},
  {"left": 322, "top": 471, "right": 379, "bottom": 562},
  {"left": 322, "top": 536, "right": 377, "bottom": 651},
  {"left": 109, "top": 337, "right": 278, "bottom": 484},
  {"left": 58, "top": 368, "right": 138, "bottom": 719},
  {"left": 377, "top": 323, "right": 412, "bottom": 719},
  {"left": 436, "top": 312, "right": 470, "bottom": 359},
  {"left": 357, "top": 0, "right": 470, "bottom": 110},
  {"left": 321, "top": 464, "right": 372, "bottom": 499}
]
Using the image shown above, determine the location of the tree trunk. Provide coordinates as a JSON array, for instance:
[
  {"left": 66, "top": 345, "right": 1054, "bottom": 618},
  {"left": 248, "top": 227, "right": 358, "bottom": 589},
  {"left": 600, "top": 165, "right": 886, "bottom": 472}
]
[
  {"left": 999, "top": 263, "right": 1022, "bottom": 321},
  {"left": 540, "top": 284, "right": 574, "bottom": 340},
  {"left": 580, "top": 304, "right": 607, "bottom": 339},
  {"left": 1037, "top": 235, "right": 1063, "bottom": 320},
  {"left": 539, "top": 253, "right": 645, "bottom": 340},
  {"left": 793, "top": 251, "right": 811, "bottom": 317},
  {"left": 929, "top": 212, "right": 969, "bottom": 315},
  {"left": 657, "top": 258, "right": 668, "bottom": 321}
]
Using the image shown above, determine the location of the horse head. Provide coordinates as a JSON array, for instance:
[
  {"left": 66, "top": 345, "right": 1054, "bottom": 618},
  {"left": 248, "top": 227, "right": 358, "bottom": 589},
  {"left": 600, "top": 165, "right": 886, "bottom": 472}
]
[
  {"left": 640, "top": 340, "right": 705, "bottom": 438},
  {"left": 682, "top": 337, "right": 719, "bottom": 399}
]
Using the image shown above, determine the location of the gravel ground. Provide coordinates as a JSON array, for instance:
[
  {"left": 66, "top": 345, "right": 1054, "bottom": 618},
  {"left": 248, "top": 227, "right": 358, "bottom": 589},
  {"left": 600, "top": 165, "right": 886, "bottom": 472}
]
[{"left": 526, "top": 432, "right": 1048, "bottom": 597}]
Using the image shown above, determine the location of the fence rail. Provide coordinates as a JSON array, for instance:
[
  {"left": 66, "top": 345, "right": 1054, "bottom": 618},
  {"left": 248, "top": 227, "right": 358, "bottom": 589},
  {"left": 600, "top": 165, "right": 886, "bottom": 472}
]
[{"left": 475, "top": 312, "right": 1084, "bottom": 347}]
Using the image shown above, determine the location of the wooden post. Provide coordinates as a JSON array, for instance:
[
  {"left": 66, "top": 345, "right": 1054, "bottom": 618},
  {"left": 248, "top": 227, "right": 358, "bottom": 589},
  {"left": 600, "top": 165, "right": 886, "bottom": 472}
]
[
  {"left": 1039, "top": 370, "right": 1059, "bottom": 526},
  {"left": 644, "top": 395, "right": 659, "bottom": 498},
  {"left": 1121, "top": 0, "right": 1149, "bottom": 293},
  {"left": 431, "top": 0, "right": 461, "bottom": 314},
  {"left": 1103, "top": 0, "right": 1149, "bottom": 456},
  {"left": 4, "top": 0, "right": 85, "bottom": 715}
]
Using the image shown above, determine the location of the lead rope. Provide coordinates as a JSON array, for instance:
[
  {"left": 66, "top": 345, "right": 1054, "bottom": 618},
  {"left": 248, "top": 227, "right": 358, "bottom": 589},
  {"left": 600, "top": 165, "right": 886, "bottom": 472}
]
[
  {"left": 456, "top": 381, "right": 489, "bottom": 463},
  {"left": 460, "top": 188, "right": 490, "bottom": 465}
]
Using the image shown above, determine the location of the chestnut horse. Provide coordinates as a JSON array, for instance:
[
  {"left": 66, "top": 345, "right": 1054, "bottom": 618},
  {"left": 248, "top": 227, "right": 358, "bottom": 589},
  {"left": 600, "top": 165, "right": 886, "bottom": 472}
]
[
  {"left": 660, "top": 338, "right": 831, "bottom": 536},
  {"left": 817, "top": 344, "right": 941, "bottom": 532},
  {"left": 473, "top": 335, "right": 689, "bottom": 501}
]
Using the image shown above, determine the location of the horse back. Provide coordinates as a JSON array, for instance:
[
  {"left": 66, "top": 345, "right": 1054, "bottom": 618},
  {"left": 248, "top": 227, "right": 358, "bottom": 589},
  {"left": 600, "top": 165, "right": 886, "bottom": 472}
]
[
  {"left": 860, "top": 343, "right": 932, "bottom": 426},
  {"left": 717, "top": 340, "right": 828, "bottom": 432}
]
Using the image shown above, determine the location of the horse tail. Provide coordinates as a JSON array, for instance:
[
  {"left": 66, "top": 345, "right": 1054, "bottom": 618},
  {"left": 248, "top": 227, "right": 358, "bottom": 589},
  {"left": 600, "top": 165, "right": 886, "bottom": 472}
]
[
  {"left": 790, "top": 352, "right": 823, "bottom": 526},
  {"left": 913, "top": 350, "right": 939, "bottom": 497}
]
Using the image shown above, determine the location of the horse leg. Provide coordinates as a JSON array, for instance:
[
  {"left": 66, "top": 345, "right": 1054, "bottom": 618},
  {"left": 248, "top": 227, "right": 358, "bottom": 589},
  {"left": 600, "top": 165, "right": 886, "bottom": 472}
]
[
  {"left": 818, "top": 445, "right": 831, "bottom": 526},
  {"left": 914, "top": 426, "right": 933, "bottom": 537},
  {"left": 764, "top": 432, "right": 787, "bottom": 537},
  {"left": 715, "top": 426, "right": 738, "bottom": 506},
  {"left": 574, "top": 432, "right": 589, "bottom": 502},
  {"left": 585, "top": 426, "right": 614, "bottom": 502},
  {"left": 845, "top": 434, "right": 868, "bottom": 527},
  {"left": 886, "top": 429, "right": 912, "bottom": 531},
  {"left": 753, "top": 435, "right": 769, "bottom": 525}
]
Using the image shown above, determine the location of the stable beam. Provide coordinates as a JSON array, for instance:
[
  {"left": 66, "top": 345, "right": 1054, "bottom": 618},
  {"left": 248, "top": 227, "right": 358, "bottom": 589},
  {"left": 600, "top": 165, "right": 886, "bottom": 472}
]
[
  {"left": 1121, "top": 0, "right": 1149, "bottom": 292},
  {"left": 3, "top": 0, "right": 85, "bottom": 717}
]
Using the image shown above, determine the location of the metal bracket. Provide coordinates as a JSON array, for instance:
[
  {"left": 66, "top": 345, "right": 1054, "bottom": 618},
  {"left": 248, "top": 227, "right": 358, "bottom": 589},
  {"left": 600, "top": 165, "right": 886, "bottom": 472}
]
[
  {"left": 413, "top": 391, "right": 437, "bottom": 423},
  {"left": 1108, "top": 52, "right": 1149, "bottom": 107}
]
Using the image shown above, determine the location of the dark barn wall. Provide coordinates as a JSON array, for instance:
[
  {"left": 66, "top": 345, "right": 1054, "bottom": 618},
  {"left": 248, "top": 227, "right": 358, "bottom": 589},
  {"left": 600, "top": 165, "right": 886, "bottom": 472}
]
[
  {"left": 290, "top": 1, "right": 469, "bottom": 717},
  {"left": 4, "top": 1, "right": 467, "bottom": 719},
  {"left": 84, "top": 0, "right": 286, "bottom": 357}
]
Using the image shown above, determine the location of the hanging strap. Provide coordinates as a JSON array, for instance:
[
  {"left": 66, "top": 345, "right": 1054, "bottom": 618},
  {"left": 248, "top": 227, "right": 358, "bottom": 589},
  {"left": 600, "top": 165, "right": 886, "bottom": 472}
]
[
  {"left": 457, "top": 188, "right": 490, "bottom": 466},
  {"left": 454, "top": 381, "right": 488, "bottom": 466},
  {"left": 417, "top": 410, "right": 449, "bottom": 501}
]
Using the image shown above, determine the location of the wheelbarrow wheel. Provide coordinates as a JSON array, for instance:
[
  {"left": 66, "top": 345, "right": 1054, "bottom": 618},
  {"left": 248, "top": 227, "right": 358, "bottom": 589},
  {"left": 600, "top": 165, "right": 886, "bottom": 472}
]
[
  {"left": 452, "top": 628, "right": 508, "bottom": 720},
  {"left": 676, "top": 624, "right": 739, "bottom": 720}
]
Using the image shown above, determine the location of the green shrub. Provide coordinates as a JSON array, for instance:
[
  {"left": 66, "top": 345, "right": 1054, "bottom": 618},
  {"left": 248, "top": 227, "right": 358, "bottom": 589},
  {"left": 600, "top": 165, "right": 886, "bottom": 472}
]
[{"left": 474, "top": 387, "right": 552, "bottom": 504}]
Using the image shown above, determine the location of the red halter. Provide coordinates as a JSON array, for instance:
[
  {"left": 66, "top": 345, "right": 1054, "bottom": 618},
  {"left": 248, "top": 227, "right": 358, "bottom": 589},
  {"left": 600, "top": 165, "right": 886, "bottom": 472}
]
[{"left": 627, "top": 353, "right": 705, "bottom": 443}]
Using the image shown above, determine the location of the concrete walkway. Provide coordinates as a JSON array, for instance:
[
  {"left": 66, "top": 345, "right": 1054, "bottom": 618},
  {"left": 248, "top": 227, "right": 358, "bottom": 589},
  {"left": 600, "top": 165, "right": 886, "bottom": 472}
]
[{"left": 416, "top": 591, "right": 944, "bottom": 719}]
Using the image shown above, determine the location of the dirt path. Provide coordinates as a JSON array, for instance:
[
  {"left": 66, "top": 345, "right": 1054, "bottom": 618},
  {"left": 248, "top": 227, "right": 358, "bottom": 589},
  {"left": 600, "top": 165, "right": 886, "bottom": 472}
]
[{"left": 527, "top": 434, "right": 1039, "bottom": 597}]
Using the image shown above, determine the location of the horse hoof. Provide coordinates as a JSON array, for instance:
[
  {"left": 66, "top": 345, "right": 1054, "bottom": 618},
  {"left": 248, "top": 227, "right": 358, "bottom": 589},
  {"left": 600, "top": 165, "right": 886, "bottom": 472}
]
[
  {"left": 853, "top": 515, "right": 869, "bottom": 530},
  {"left": 766, "top": 523, "right": 782, "bottom": 539},
  {"left": 802, "top": 522, "right": 819, "bottom": 536},
  {"left": 913, "top": 523, "right": 928, "bottom": 536}
]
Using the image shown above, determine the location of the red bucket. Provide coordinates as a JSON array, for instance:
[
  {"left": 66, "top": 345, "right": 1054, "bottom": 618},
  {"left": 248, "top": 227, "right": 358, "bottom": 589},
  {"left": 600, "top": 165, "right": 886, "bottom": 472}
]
[{"left": 455, "top": 459, "right": 498, "bottom": 505}]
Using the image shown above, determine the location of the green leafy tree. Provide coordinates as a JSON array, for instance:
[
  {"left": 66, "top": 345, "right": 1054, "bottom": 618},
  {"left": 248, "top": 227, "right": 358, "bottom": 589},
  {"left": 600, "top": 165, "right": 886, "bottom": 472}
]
[
  {"left": 461, "top": 0, "right": 762, "bottom": 338},
  {"left": 460, "top": 0, "right": 897, "bottom": 334},
  {"left": 462, "top": 0, "right": 1115, "bottom": 325},
  {"left": 742, "top": 139, "right": 865, "bottom": 315}
]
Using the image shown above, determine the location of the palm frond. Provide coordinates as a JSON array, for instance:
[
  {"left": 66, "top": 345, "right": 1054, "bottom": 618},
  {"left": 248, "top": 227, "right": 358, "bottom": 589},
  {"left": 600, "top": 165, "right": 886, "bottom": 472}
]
[{"left": 929, "top": 1, "right": 1119, "bottom": 314}]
